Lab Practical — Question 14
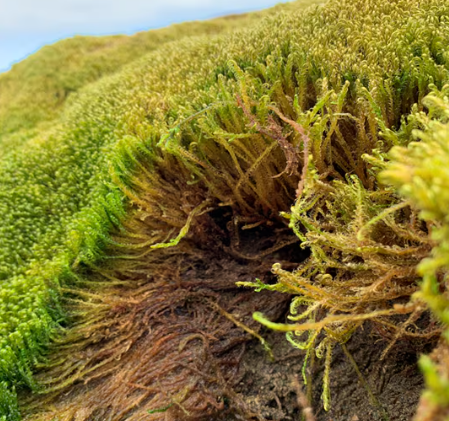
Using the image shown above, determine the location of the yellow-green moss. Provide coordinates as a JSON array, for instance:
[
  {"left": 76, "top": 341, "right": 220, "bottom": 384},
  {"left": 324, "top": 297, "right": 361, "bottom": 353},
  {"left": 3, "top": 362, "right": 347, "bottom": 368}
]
[
  {"left": 382, "top": 86, "right": 449, "bottom": 419},
  {"left": 0, "top": 0, "right": 449, "bottom": 418}
]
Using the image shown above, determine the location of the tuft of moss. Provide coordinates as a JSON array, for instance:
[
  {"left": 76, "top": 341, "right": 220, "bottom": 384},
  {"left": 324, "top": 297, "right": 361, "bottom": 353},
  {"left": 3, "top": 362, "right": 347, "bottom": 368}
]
[{"left": 381, "top": 86, "right": 449, "bottom": 420}]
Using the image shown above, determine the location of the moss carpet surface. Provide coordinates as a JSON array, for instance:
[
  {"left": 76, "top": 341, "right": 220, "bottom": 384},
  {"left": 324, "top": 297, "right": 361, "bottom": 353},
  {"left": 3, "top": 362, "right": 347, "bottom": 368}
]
[{"left": 0, "top": 0, "right": 449, "bottom": 419}]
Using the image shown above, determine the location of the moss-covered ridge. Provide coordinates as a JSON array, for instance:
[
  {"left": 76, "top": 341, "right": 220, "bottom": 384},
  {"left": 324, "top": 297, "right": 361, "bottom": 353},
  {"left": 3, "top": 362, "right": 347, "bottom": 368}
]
[
  {"left": 0, "top": 0, "right": 448, "bottom": 418},
  {"left": 0, "top": 2, "right": 304, "bottom": 155},
  {"left": 0, "top": 1, "right": 324, "bottom": 417},
  {"left": 0, "top": 14, "right": 258, "bottom": 137}
]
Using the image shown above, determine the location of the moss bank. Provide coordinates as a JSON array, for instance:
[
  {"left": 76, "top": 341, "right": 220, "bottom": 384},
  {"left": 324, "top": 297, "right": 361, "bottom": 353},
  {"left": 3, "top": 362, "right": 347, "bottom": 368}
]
[{"left": 0, "top": 0, "right": 448, "bottom": 419}]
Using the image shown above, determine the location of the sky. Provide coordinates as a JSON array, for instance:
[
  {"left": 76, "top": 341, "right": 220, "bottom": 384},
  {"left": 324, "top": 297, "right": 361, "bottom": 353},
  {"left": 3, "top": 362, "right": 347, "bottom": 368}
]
[{"left": 0, "top": 0, "right": 293, "bottom": 72}]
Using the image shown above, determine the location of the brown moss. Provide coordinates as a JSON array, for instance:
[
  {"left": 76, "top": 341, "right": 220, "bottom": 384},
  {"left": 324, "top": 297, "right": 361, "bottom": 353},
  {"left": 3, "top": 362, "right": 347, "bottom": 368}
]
[{"left": 20, "top": 200, "right": 305, "bottom": 420}]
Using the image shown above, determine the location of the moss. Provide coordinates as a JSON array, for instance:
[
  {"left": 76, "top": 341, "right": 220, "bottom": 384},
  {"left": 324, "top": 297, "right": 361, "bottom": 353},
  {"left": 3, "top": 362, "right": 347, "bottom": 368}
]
[
  {"left": 0, "top": 0, "right": 448, "bottom": 418},
  {"left": 381, "top": 86, "right": 449, "bottom": 420},
  {"left": 0, "top": 1, "right": 315, "bottom": 152},
  {"left": 0, "top": 1, "right": 323, "bottom": 417},
  {"left": 0, "top": 27, "right": 188, "bottom": 137}
]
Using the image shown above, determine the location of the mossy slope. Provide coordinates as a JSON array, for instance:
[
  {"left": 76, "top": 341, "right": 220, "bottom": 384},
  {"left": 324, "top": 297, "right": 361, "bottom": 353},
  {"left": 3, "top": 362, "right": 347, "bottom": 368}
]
[
  {"left": 0, "top": 1, "right": 306, "bottom": 154},
  {"left": 0, "top": 0, "right": 448, "bottom": 419},
  {"left": 0, "top": 1, "right": 324, "bottom": 418}
]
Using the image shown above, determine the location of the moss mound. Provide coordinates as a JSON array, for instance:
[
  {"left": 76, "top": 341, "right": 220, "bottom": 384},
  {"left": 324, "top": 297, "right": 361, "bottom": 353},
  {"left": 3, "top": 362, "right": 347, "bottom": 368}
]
[
  {"left": 0, "top": 2, "right": 304, "bottom": 153},
  {"left": 0, "top": 0, "right": 448, "bottom": 419}
]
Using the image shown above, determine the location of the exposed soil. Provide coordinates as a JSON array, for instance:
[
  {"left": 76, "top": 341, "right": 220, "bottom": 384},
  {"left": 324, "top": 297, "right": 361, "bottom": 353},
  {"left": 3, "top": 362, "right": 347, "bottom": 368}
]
[{"left": 228, "top": 325, "right": 431, "bottom": 421}]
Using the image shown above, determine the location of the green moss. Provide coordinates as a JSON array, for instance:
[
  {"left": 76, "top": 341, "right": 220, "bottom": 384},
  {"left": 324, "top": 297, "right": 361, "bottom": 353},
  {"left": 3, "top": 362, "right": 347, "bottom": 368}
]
[
  {"left": 381, "top": 86, "right": 449, "bottom": 418},
  {"left": 0, "top": 23, "right": 230, "bottom": 138},
  {"left": 0, "top": 382, "right": 19, "bottom": 421},
  {"left": 0, "top": 0, "right": 449, "bottom": 418},
  {"left": 0, "top": 1, "right": 323, "bottom": 417}
]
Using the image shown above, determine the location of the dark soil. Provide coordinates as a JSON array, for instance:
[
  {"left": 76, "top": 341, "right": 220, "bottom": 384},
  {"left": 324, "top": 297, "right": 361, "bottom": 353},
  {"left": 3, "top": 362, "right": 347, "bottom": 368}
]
[
  {"left": 204, "top": 214, "right": 432, "bottom": 421},
  {"left": 227, "top": 325, "right": 430, "bottom": 421}
]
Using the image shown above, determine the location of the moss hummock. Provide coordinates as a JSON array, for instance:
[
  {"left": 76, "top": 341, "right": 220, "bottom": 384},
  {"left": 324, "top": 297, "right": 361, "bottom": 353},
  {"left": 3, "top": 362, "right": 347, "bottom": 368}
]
[{"left": 0, "top": 0, "right": 448, "bottom": 419}]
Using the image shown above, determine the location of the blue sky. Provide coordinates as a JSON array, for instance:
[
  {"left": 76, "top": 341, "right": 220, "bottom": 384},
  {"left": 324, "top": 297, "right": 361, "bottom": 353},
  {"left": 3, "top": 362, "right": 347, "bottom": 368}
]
[{"left": 0, "top": 0, "right": 293, "bottom": 72}]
